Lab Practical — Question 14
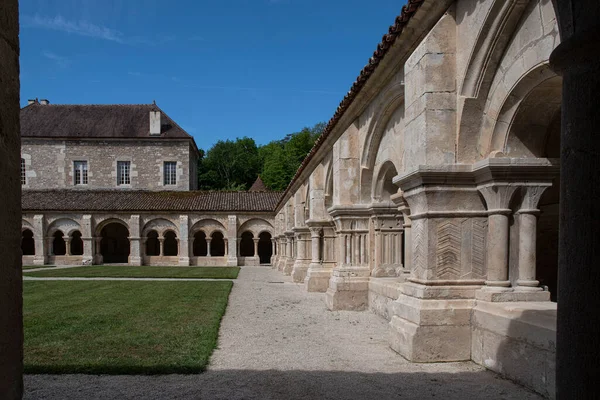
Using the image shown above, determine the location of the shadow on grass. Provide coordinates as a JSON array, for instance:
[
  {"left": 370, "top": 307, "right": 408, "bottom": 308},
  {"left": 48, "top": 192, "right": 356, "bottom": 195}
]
[{"left": 24, "top": 369, "right": 544, "bottom": 400}]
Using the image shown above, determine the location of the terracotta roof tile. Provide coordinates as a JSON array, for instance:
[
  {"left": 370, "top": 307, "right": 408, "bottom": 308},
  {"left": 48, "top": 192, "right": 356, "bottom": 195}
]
[{"left": 22, "top": 190, "right": 282, "bottom": 212}]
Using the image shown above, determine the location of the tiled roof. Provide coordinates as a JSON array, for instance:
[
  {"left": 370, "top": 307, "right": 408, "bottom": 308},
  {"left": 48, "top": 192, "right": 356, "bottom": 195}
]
[
  {"left": 20, "top": 103, "right": 194, "bottom": 142},
  {"left": 249, "top": 176, "right": 268, "bottom": 192},
  {"left": 22, "top": 190, "right": 283, "bottom": 212},
  {"left": 276, "top": 0, "right": 425, "bottom": 209}
]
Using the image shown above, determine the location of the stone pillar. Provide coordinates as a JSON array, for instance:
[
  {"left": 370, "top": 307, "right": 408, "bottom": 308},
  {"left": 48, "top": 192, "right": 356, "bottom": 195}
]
[
  {"left": 253, "top": 238, "right": 259, "bottom": 257},
  {"left": 304, "top": 224, "right": 332, "bottom": 292},
  {"left": 325, "top": 209, "right": 371, "bottom": 311},
  {"left": 550, "top": 7, "right": 600, "bottom": 396},
  {"left": 224, "top": 239, "right": 229, "bottom": 256},
  {"left": 392, "top": 192, "right": 411, "bottom": 274},
  {"left": 94, "top": 236, "right": 103, "bottom": 264},
  {"left": 370, "top": 206, "right": 404, "bottom": 278},
  {"left": 65, "top": 238, "right": 71, "bottom": 256},
  {"left": 226, "top": 215, "right": 238, "bottom": 266},
  {"left": 206, "top": 238, "right": 212, "bottom": 257},
  {"left": 291, "top": 227, "right": 311, "bottom": 283},
  {"left": 46, "top": 237, "right": 54, "bottom": 256},
  {"left": 0, "top": 1, "right": 23, "bottom": 396},
  {"left": 178, "top": 215, "right": 190, "bottom": 266},
  {"left": 283, "top": 232, "right": 295, "bottom": 274},
  {"left": 477, "top": 184, "right": 516, "bottom": 294},
  {"left": 81, "top": 215, "right": 93, "bottom": 265},
  {"left": 128, "top": 215, "right": 142, "bottom": 266},
  {"left": 159, "top": 238, "right": 164, "bottom": 257},
  {"left": 277, "top": 235, "right": 287, "bottom": 272},
  {"left": 32, "top": 214, "right": 46, "bottom": 265},
  {"left": 515, "top": 185, "right": 550, "bottom": 295},
  {"left": 270, "top": 238, "right": 276, "bottom": 265}
]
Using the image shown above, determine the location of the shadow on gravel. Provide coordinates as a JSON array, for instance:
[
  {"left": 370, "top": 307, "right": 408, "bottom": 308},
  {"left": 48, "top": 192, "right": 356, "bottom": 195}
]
[{"left": 25, "top": 369, "right": 542, "bottom": 400}]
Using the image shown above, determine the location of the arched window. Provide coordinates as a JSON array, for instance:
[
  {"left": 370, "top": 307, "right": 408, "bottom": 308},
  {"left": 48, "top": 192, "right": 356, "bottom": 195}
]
[
  {"left": 240, "top": 231, "right": 254, "bottom": 256},
  {"left": 70, "top": 230, "right": 84, "bottom": 255},
  {"left": 211, "top": 232, "right": 226, "bottom": 256},
  {"left": 21, "top": 229, "right": 35, "bottom": 256},
  {"left": 163, "top": 231, "right": 178, "bottom": 256},
  {"left": 146, "top": 230, "right": 160, "bottom": 256},
  {"left": 52, "top": 231, "right": 66, "bottom": 256},
  {"left": 193, "top": 231, "right": 207, "bottom": 256}
]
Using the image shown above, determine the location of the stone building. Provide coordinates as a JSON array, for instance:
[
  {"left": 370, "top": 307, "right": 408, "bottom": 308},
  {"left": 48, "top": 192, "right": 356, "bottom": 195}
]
[
  {"left": 269, "top": 0, "right": 561, "bottom": 397},
  {"left": 20, "top": 101, "right": 280, "bottom": 267}
]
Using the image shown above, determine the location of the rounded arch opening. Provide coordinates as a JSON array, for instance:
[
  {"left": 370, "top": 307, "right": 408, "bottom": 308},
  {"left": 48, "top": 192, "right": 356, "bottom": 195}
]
[
  {"left": 146, "top": 230, "right": 160, "bottom": 256},
  {"left": 101, "top": 223, "right": 130, "bottom": 263},
  {"left": 258, "top": 231, "right": 273, "bottom": 264},
  {"left": 163, "top": 231, "right": 178, "bottom": 256},
  {"left": 193, "top": 231, "right": 208, "bottom": 256},
  {"left": 21, "top": 229, "right": 35, "bottom": 256},
  {"left": 70, "top": 230, "right": 84, "bottom": 256},
  {"left": 211, "top": 231, "right": 226, "bottom": 257},
  {"left": 373, "top": 161, "right": 399, "bottom": 204},
  {"left": 240, "top": 231, "right": 254, "bottom": 257},
  {"left": 52, "top": 231, "right": 66, "bottom": 256}
]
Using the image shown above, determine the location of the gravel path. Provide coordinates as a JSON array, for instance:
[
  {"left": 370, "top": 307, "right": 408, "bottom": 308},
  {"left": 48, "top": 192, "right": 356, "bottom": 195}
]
[{"left": 25, "top": 266, "right": 543, "bottom": 400}]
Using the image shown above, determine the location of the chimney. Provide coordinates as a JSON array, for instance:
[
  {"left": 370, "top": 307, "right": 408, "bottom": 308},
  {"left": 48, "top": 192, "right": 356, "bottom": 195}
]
[
  {"left": 150, "top": 111, "right": 161, "bottom": 135},
  {"left": 27, "top": 99, "right": 37, "bottom": 105},
  {"left": 39, "top": 99, "right": 49, "bottom": 105}
]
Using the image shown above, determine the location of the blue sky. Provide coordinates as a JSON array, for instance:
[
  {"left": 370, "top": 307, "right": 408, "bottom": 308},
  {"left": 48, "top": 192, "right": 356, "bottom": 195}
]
[{"left": 20, "top": 0, "right": 406, "bottom": 150}]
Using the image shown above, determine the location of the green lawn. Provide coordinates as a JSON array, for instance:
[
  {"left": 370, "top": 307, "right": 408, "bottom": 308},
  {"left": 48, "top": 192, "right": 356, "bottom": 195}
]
[
  {"left": 22, "top": 265, "right": 55, "bottom": 270},
  {"left": 24, "top": 280, "right": 232, "bottom": 374},
  {"left": 24, "top": 265, "right": 240, "bottom": 279}
]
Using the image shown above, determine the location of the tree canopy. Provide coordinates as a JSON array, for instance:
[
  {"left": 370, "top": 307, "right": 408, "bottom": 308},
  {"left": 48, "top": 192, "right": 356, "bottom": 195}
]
[{"left": 197, "top": 122, "right": 324, "bottom": 191}]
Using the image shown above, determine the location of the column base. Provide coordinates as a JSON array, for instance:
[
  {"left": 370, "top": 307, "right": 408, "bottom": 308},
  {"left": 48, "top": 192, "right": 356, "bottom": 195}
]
[
  {"left": 178, "top": 257, "right": 190, "bottom": 266},
  {"left": 291, "top": 259, "right": 310, "bottom": 283},
  {"left": 32, "top": 257, "right": 46, "bottom": 266},
  {"left": 324, "top": 266, "right": 370, "bottom": 311},
  {"left": 227, "top": 257, "right": 238, "bottom": 266},
  {"left": 283, "top": 258, "right": 295, "bottom": 275},
  {"left": 388, "top": 287, "right": 474, "bottom": 362},
  {"left": 475, "top": 287, "right": 551, "bottom": 302},
  {"left": 128, "top": 256, "right": 142, "bottom": 266},
  {"left": 304, "top": 263, "right": 334, "bottom": 292},
  {"left": 276, "top": 257, "right": 286, "bottom": 272},
  {"left": 81, "top": 257, "right": 93, "bottom": 266}
]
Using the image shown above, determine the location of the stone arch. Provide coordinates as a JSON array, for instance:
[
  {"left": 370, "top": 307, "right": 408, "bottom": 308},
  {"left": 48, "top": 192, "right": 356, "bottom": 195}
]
[
  {"left": 486, "top": 64, "right": 562, "bottom": 157},
  {"left": 52, "top": 231, "right": 66, "bottom": 256},
  {"left": 372, "top": 160, "right": 399, "bottom": 204},
  {"left": 142, "top": 218, "right": 179, "bottom": 237},
  {"left": 190, "top": 218, "right": 226, "bottom": 239},
  {"left": 238, "top": 218, "right": 274, "bottom": 237},
  {"left": 458, "top": 0, "right": 561, "bottom": 161},
  {"left": 193, "top": 231, "right": 208, "bottom": 256},
  {"left": 21, "top": 229, "right": 35, "bottom": 256},
  {"left": 94, "top": 217, "right": 130, "bottom": 237},
  {"left": 324, "top": 160, "right": 333, "bottom": 209},
  {"left": 47, "top": 218, "right": 80, "bottom": 237},
  {"left": 146, "top": 230, "right": 160, "bottom": 256}
]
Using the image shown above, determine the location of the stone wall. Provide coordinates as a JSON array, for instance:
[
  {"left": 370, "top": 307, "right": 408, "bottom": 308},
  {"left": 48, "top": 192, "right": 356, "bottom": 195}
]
[{"left": 21, "top": 139, "right": 197, "bottom": 191}]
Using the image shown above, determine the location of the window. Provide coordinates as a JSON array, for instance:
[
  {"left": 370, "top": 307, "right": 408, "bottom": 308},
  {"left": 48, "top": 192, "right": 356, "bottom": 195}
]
[
  {"left": 20, "top": 158, "right": 26, "bottom": 185},
  {"left": 117, "top": 161, "right": 131, "bottom": 185},
  {"left": 73, "top": 161, "right": 88, "bottom": 185},
  {"left": 164, "top": 161, "right": 177, "bottom": 185}
]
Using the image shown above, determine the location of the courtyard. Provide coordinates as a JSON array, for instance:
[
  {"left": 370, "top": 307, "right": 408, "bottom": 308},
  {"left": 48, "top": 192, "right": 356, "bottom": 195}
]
[{"left": 23, "top": 266, "right": 543, "bottom": 399}]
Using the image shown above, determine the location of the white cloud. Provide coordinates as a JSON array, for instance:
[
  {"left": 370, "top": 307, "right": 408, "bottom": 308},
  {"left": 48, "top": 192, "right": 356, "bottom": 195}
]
[
  {"left": 23, "top": 14, "right": 125, "bottom": 43},
  {"left": 42, "top": 51, "right": 70, "bottom": 68}
]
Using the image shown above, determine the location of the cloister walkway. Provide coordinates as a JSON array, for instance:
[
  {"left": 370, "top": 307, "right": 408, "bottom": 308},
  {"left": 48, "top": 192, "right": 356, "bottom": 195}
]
[{"left": 25, "top": 267, "right": 542, "bottom": 399}]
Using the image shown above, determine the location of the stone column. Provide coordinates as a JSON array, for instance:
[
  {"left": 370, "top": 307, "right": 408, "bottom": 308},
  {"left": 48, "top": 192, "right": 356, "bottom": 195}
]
[
  {"left": 292, "top": 228, "right": 311, "bottom": 283},
  {"left": 304, "top": 224, "right": 332, "bottom": 292},
  {"left": 46, "top": 237, "right": 54, "bottom": 256},
  {"left": 224, "top": 239, "right": 229, "bottom": 256},
  {"left": 478, "top": 184, "right": 518, "bottom": 294},
  {"left": 178, "top": 215, "right": 190, "bottom": 266},
  {"left": 253, "top": 238, "right": 259, "bottom": 258},
  {"left": 65, "top": 238, "right": 71, "bottom": 256},
  {"left": 33, "top": 215, "right": 46, "bottom": 265},
  {"left": 159, "top": 238, "right": 164, "bottom": 257},
  {"left": 206, "top": 238, "right": 212, "bottom": 257},
  {"left": 550, "top": 7, "right": 600, "bottom": 396},
  {"left": 81, "top": 215, "right": 93, "bottom": 265},
  {"left": 128, "top": 215, "right": 142, "bottom": 266},
  {"left": 283, "top": 232, "right": 295, "bottom": 274},
  {"left": 325, "top": 210, "right": 371, "bottom": 311},
  {"left": 0, "top": 1, "right": 23, "bottom": 395},
  {"left": 226, "top": 215, "right": 238, "bottom": 266},
  {"left": 94, "top": 237, "right": 103, "bottom": 264}
]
